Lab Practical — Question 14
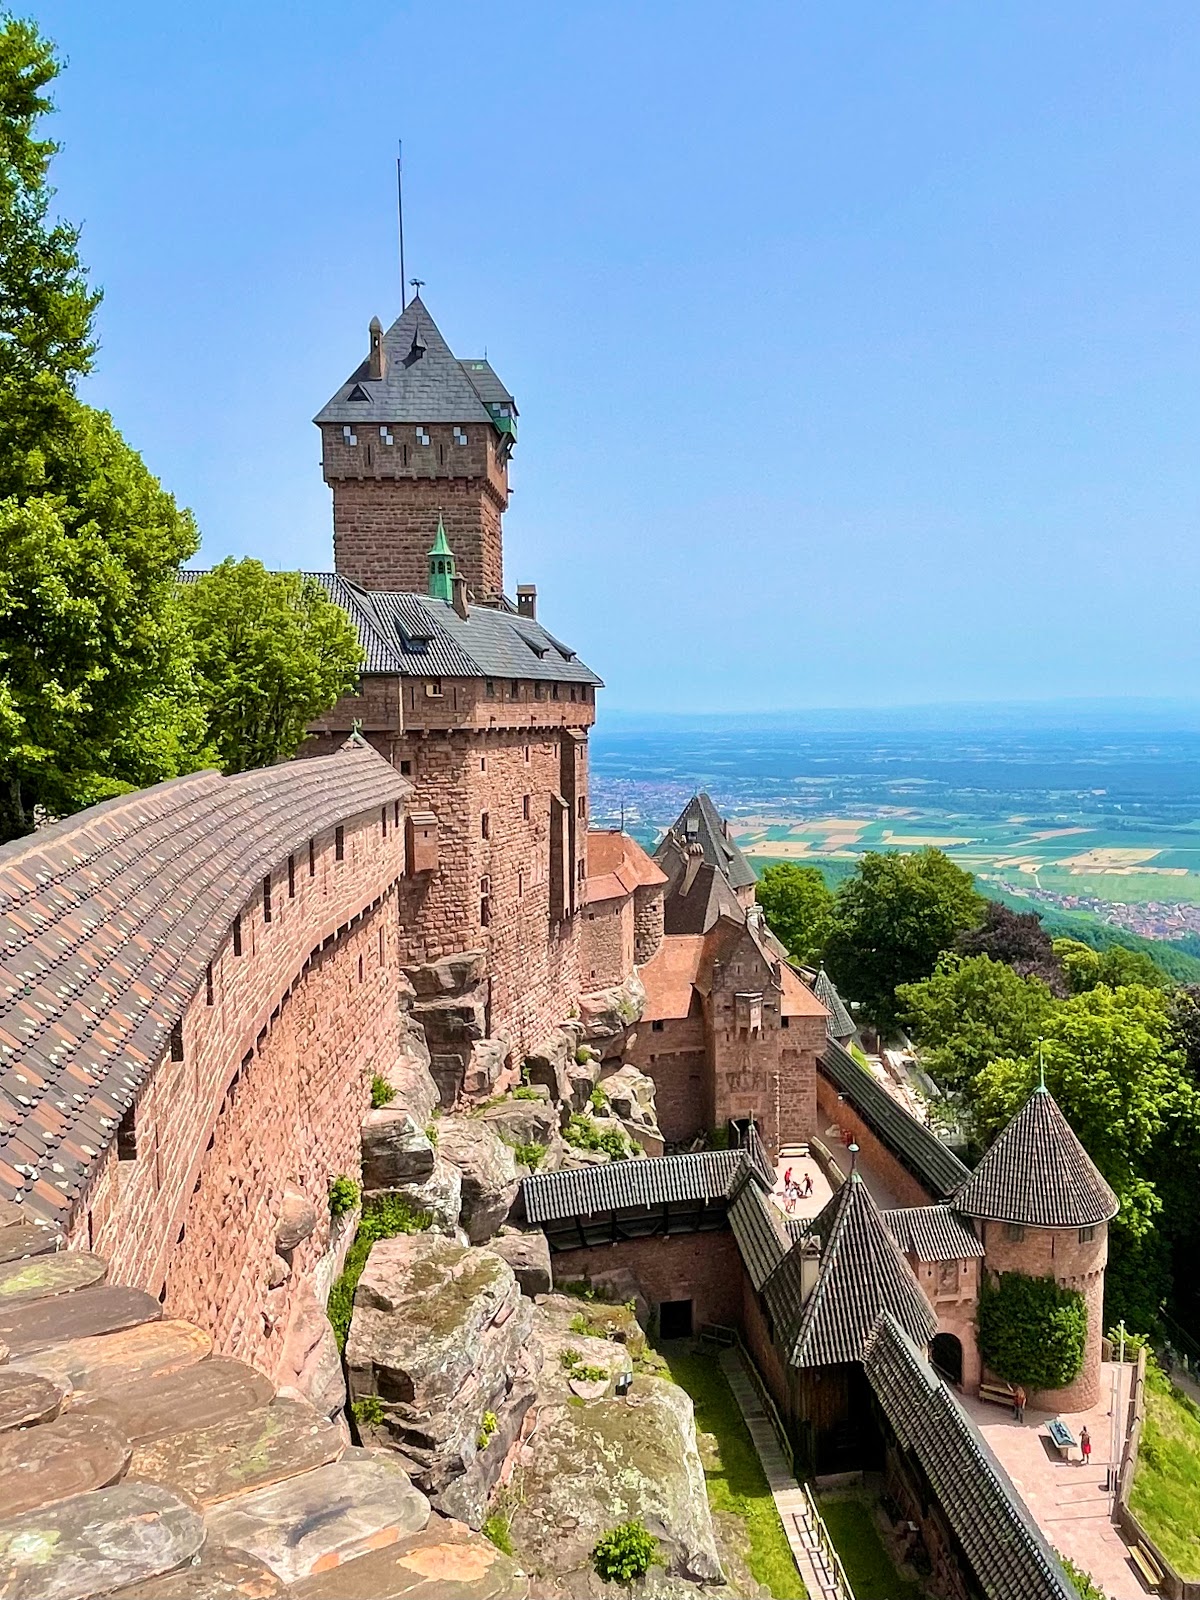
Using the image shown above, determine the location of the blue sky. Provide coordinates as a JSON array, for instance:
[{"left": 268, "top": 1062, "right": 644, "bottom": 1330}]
[{"left": 39, "top": 2, "right": 1200, "bottom": 712}]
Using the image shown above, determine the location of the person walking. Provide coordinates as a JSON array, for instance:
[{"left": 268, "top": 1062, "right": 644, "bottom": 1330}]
[
  {"left": 1012, "top": 1383, "right": 1026, "bottom": 1424},
  {"left": 801, "top": 1172, "right": 813, "bottom": 1198},
  {"left": 1080, "top": 1425, "right": 1092, "bottom": 1468}
]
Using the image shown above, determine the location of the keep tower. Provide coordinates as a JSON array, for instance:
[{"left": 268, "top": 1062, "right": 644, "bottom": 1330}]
[{"left": 315, "top": 297, "right": 517, "bottom": 598}]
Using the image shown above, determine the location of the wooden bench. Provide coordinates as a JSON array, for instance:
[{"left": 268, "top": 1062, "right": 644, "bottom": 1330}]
[
  {"left": 1129, "top": 1541, "right": 1164, "bottom": 1592},
  {"left": 1045, "top": 1418, "right": 1077, "bottom": 1459},
  {"left": 978, "top": 1380, "right": 1015, "bottom": 1408}
]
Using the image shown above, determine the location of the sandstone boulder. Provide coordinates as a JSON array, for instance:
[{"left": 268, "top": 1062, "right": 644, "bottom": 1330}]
[
  {"left": 407, "top": 951, "right": 488, "bottom": 998},
  {"left": 436, "top": 1119, "right": 522, "bottom": 1243},
  {"left": 274, "top": 1186, "right": 317, "bottom": 1254},
  {"left": 536, "top": 1292, "right": 647, "bottom": 1358},
  {"left": 478, "top": 1096, "right": 558, "bottom": 1150},
  {"left": 505, "top": 1303, "right": 721, "bottom": 1593},
  {"left": 345, "top": 1234, "right": 540, "bottom": 1527},
  {"left": 288, "top": 1515, "right": 531, "bottom": 1600},
  {"left": 276, "top": 1284, "right": 346, "bottom": 1424},
  {"left": 487, "top": 1231, "right": 552, "bottom": 1298},
  {"left": 366, "top": 1154, "right": 463, "bottom": 1235},
  {"left": 362, "top": 1112, "right": 436, "bottom": 1190},
  {"left": 462, "top": 1038, "right": 510, "bottom": 1100},
  {"left": 578, "top": 973, "right": 647, "bottom": 1058},
  {"left": 390, "top": 1043, "right": 441, "bottom": 1128}
]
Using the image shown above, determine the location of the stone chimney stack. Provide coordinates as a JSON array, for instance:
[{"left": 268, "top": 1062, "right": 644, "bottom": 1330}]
[
  {"left": 516, "top": 584, "right": 537, "bottom": 620},
  {"left": 451, "top": 573, "right": 470, "bottom": 620},
  {"left": 368, "top": 316, "right": 386, "bottom": 381},
  {"left": 682, "top": 842, "right": 704, "bottom": 895}
]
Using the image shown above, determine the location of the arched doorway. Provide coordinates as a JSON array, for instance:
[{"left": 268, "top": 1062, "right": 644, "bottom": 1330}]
[{"left": 931, "top": 1332, "right": 964, "bottom": 1387}]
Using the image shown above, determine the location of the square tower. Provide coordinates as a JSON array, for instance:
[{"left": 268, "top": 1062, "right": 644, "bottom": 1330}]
[{"left": 315, "top": 297, "right": 516, "bottom": 598}]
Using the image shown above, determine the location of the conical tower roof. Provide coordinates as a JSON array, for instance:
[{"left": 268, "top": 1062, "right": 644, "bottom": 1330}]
[
  {"left": 763, "top": 1171, "right": 937, "bottom": 1368},
  {"left": 954, "top": 1085, "right": 1118, "bottom": 1229},
  {"left": 813, "top": 965, "right": 855, "bottom": 1041}
]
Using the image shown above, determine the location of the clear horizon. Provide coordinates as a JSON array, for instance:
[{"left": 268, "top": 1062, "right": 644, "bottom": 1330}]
[{"left": 42, "top": 1, "right": 1200, "bottom": 712}]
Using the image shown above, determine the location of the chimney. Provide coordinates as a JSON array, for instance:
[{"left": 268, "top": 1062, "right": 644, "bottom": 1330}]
[
  {"left": 451, "top": 573, "right": 470, "bottom": 621},
  {"left": 516, "top": 584, "right": 537, "bottom": 620},
  {"left": 800, "top": 1235, "right": 821, "bottom": 1305},
  {"left": 368, "top": 316, "right": 386, "bottom": 381},
  {"left": 682, "top": 842, "right": 704, "bottom": 895}
]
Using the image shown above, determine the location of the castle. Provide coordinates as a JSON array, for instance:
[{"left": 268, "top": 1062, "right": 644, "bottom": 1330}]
[{"left": 0, "top": 290, "right": 1114, "bottom": 1600}]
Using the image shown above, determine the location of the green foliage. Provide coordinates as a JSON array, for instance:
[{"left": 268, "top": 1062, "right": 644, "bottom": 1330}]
[
  {"left": 476, "top": 1410, "right": 498, "bottom": 1451},
  {"left": 1058, "top": 1553, "right": 1116, "bottom": 1600},
  {"left": 351, "top": 1395, "right": 384, "bottom": 1428},
  {"left": 563, "top": 1112, "right": 630, "bottom": 1161},
  {"left": 512, "top": 1085, "right": 542, "bottom": 1101},
  {"left": 576, "top": 1363, "right": 609, "bottom": 1383},
  {"left": 592, "top": 1521, "right": 658, "bottom": 1583},
  {"left": 327, "top": 1175, "right": 360, "bottom": 1219},
  {"left": 589, "top": 1084, "right": 608, "bottom": 1110},
  {"left": 1054, "top": 937, "right": 1169, "bottom": 994},
  {"left": 178, "top": 559, "right": 361, "bottom": 774},
  {"left": 1106, "top": 1326, "right": 1153, "bottom": 1361},
  {"left": 559, "top": 1346, "right": 609, "bottom": 1383},
  {"left": 326, "top": 1193, "right": 431, "bottom": 1352},
  {"left": 707, "top": 1125, "right": 731, "bottom": 1151},
  {"left": 576, "top": 1045, "right": 597, "bottom": 1065},
  {"left": 755, "top": 861, "right": 835, "bottom": 965},
  {"left": 1130, "top": 1361, "right": 1200, "bottom": 1579},
  {"left": 509, "top": 1140, "right": 546, "bottom": 1171},
  {"left": 824, "top": 849, "right": 985, "bottom": 1034},
  {"left": 369, "top": 1074, "right": 395, "bottom": 1109},
  {"left": 818, "top": 1496, "right": 924, "bottom": 1600},
  {"left": 425, "top": 1121, "right": 439, "bottom": 1146},
  {"left": 569, "top": 1313, "right": 590, "bottom": 1335},
  {"left": 898, "top": 953, "right": 1056, "bottom": 1093},
  {"left": 977, "top": 1272, "right": 1088, "bottom": 1391},
  {"left": 482, "top": 1513, "right": 514, "bottom": 1556},
  {"left": 560, "top": 1346, "right": 583, "bottom": 1369}
]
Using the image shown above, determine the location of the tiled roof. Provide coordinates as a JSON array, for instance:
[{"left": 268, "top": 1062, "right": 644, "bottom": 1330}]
[
  {"left": 727, "top": 1166, "right": 789, "bottom": 1290},
  {"left": 584, "top": 832, "right": 668, "bottom": 904},
  {"left": 315, "top": 296, "right": 513, "bottom": 427},
  {"left": 779, "top": 962, "right": 828, "bottom": 1019},
  {"left": 953, "top": 1086, "right": 1118, "bottom": 1229},
  {"left": 636, "top": 934, "right": 709, "bottom": 1022},
  {"left": 764, "top": 1174, "right": 938, "bottom": 1369},
  {"left": 863, "top": 1313, "right": 1076, "bottom": 1600},
  {"left": 660, "top": 858, "right": 744, "bottom": 936},
  {"left": 656, "top": 794, "right": 757, "bottom": 894},
  {"left": 521, "top": 1149, "right": 742, "bottom": 1225},
  {"left": 0, "top": 743, "right": 407, "bottom": 1225},
  {"left": 819, "top": 1040, "right": 969, "bottom": 1202},
  {"left": 812, "top": 967, "right": 855, "bottom": 1040},
  {"left": 885, "top": 1205, "right": 984, "bottom": 1262}
]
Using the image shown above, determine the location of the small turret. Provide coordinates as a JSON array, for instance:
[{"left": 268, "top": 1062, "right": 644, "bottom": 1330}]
[{"left": 427, "top": 515, "right": 456, "bottom": 603}]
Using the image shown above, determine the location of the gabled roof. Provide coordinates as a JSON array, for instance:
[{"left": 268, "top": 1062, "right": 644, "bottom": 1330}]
[
  {"left": 660, "top": 858, "right": 744, "bottom": 936},
  {"left": 953, "top": 1086, "right": 1118, "bottom": 1229},
  {"left": 521, "top": 1149, "right": 742, "bottom": 1225},
  {"left": 0, "top": 742, "right": 407, "bottom": 1225},
  {"left": 656, "top": 794, "right": 757, "bottom": 893},
  {"left": 315, "top": 296, "right": 513, "bottom": 427},
  {"left": 812, "top": 967, "right": 855, "bottom": 1041},
  {"left": 885, "top": 1204, "right": 984, "bottom": 1262},
  {"left": 584, "top": 832, "right": 668, "bottom": 904},
  {"left": 636, "top": 933, "right": 709, "bottom": 1022},
  {"left": 779, "top": 961, "right": 828, "bottom": 1020},
  {"left": 764, "top": 1173, "right": 938, "bottom": 1369},
  {"left": 864, "top": 1313, "right": 1076, "bottom": 1600},
  {"left": 820, "top": 1040, "right": 969, "bottom": 1202},
  {"left": 727, "top": 1164, "right": 790, "bottom": 1290}
]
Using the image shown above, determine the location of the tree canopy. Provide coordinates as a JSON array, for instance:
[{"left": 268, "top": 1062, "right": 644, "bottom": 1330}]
[
  {"left": 1053, "top": 937, "right": 1168, "bottom": 994},
  {"left": 957, "top": 901, "right": 1065, "bottom": 992},
  {"left": 898, "top": 953, "right": 1056, "bottom": 1094},
  {"left": 977, "top": 1272, "right": 1087, "bottom": 1392},
  {"left": 180, "top": 560, "right": 362, "bottom": 774},
  {"left": 823, "top": 849, "right": 984, "bottom": 1033},
  {"left": 754, "top": 862, "right": 834, "bottom": 965}
]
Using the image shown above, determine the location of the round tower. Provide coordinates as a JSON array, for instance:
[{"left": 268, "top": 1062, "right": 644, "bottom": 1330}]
[{"left": 954, "top": 1082, "right": 1118, "bottom": 1412}]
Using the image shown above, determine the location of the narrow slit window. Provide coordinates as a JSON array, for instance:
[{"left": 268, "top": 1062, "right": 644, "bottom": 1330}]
[
  {"left": 288, "top": 855, "right": 295, "bottom": 898},
  {"left": 169, "top": 1020, "right": 184, "bottom": 1062},
  {"left": 309, "top": 838, "right": 316, "bottom": 877},
  {"left": 233, "top": 915, "right": 242, "bottom": 957},
  {"left": 262, "top": 874, "right": 272, "bottom": 923},
  {"left": 117, "top": 1107, "right": 138, "bottom": 1161},
  {"left": 335, "top": 825, "right": 345, "bottom": 861},
  {"left": 205, "top": 963, "right": 214, "bottom": 1006}
]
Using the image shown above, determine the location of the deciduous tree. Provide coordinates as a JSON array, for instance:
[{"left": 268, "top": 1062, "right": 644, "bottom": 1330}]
[
  {"left": 898, "top": 953, "right": 1056, "bottom": 1093},
  {"left": 755, "top": 862, "right": 834, "bottom": 965},
  {"left": 958, "top": 901, "right": 1065, "bottom": 992}
]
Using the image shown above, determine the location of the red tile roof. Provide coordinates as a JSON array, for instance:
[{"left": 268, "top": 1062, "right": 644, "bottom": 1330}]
[{"left": 584, "top": 831, "right": 667, "bottom": 904}]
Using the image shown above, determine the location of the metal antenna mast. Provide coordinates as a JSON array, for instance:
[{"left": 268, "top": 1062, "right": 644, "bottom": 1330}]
[{"left": 396, "top": 141, "right": 406, "bottom": 310}]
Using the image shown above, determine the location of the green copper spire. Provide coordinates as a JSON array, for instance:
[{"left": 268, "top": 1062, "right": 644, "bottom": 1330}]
[{"left": 427, "top": 514, "right": 455, "bottom": 602}]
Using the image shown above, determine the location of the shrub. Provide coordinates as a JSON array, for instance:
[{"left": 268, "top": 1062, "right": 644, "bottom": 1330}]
[
  {"left": 592, "top": 1521, "right": 657, "bottom": 1583},
  {"left": 351, "top": 1395, "right": 384, "bottom": 1427},
  {"left": 577, "top": 1363, "right": 609, "bottom": 1383},
  {"left": 569, "top": 1313, "right": 590, "bottom": 1335},
  {"left": 425, "top": 1121, "right": 439, "bottom": 1146},
  {"left": 1107, "top": 1326, "right": 1153, "bottom": 1361},
  {"left": 560, "top": 1347, "right": 582, "bottom": 1370},
  {"left": 510, "top": 1140, "right": 546, "bottom": 1170},
  {"left": 513, "top": 1085, "right": 542, "bottom": 1101},
  {"left": 563, "top": 1113, "right": 630, "bottom": 1161},
  {"left": 369, "top": 1074, "right": 395, "bottom": 1109},
  {"left": 476, "top": 1410, "right": 498, "bottom": 1450},
  {"left": 978, "top": 1272, "right": 1087, "bottom": 1391},
  {"left": 1058, "top": 1553, "right": 1115, "bottom": 1600},
  {"left": 577, "top": 1045, "right": 597, "bottom": 1065},
  {"left": 590, "top": 1084, "right": 608, "bottom": 1110},
  {"left": 482, "top": 1513, "right": 514, "bottom": 1556},
  {"left": 328, "top": 1175, "right": 360, "bottom": 1219}
]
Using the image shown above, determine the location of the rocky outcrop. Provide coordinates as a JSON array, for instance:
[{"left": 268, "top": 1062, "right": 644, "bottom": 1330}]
[
  {"left": 599, "top": 1064, "right": 665, "bottom": 1157},
  {"left": 345, "top": 1234, "right": 539, "bottom": 1528},
  {"left": 362, "top": 1112, "right": 436, "bottom": 1190},
  {"left": 478, "top": 1092, "right": 559, "bottom": 1150},
  {"left": 488, "top": 1230, "right": 552, "bottom": 1298},
  {"left": 277, "top": 1283, "right": 348, "bottom": 1425},
  {"left": 463, "top": 1038, "right": 511, "bottom": 1100},
  {"left": 370, "top": 1155, "right": 463, "bottom": 1235},
  {"left": 436, "top": 1118, "right": 522, "bottom": 1243},
  {"left": 407, "top": 953, "right": 491, "bottom": 1109},
  {"left": 578, "top": 973, "right": 647, "bottom": 1060},
  {"left": 521, "top": 1027, "right": 581, "bottom": 1104},
  {"left": 501, "top": 1298, "right": 722, "bottom": 1595}
]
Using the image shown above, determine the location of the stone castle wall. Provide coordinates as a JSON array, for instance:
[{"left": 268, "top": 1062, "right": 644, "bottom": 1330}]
[
  {"left": 580, "top": 895, "right": 635, "bottom": 992},
  {"left": 69, "top": 809, "right": 408, "bottom": 1379},
  {"left": 815, "top": 1070, "right": 937, "bottom": 1211},
  {"left": 550, "top": 1230, "right": 744, "bottom": 1334},
  {"left": 627, "top": 1016, "right": 710, "bottom": 1143},
  {"left": 633, "top": 885, "right": 665, "bottom": 966}
]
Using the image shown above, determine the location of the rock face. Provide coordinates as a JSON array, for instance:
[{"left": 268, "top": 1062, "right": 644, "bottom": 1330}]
[
  {"left": 579, "top": 973, "right": 647, "bottom": 1060},
  {"left": 362, "top": 1112, "right": 437, "bottom": 1190},
  {"left": 436, "top": 1118, "right": 522, "bottom": 1243},
  {"left": 289, "top": 1516, "right": 531, "bottom": 1600},
  {"left": 345, "top": 1234, "right": 540, "bottom": 1527},
  {"left": 408, "top": 953, "right": 491, "bottom": 1109},
  {"left": 463, "top": 1038, "right": 511, "bottom": 1100},
  {"left": 478, "top": 1095, "right": 559, "bottom": 1150},
  {"left": 277, "top": 1283, "right": 347, "bottom": 1423},
  {"left": 391, "top": 1021, "right": 441, "bottom": 1128},
  {"left": 600, "top": 1064, "right": 665, "bottom": 1157},
  {"left": 488, "top": 1231, "right": 552, "bottom": 1298},
  {"left": 370, "top": 1155, "right": 463, "bottom": 1235},
  {"left": 503, "top": 1301, "right": 722, "bottom": 1595}
]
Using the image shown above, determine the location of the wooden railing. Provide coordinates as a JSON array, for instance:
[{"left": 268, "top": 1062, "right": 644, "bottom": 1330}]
[
  {"left": 796, "top": 1484, "right": 856, "bottom": 1600},
  {"left": 730, "top": 1328, "right": 797, "bottom": 1477}
]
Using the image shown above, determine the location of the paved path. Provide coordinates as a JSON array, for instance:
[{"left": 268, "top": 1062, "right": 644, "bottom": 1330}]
[
  {"left": 718, "top": 1346, "right": 843, "bottom": 1600},
  {"left": 771, "top": 1149, "right": 833, "bottom": 1225},
  {"left": 964, "top": 1364, "right": 1145, "bottom": 1600}
]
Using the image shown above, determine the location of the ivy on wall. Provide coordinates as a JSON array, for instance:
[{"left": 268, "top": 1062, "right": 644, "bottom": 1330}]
[{"left": 978, "top": 1271, "right": 1088, "bottom": 1391}]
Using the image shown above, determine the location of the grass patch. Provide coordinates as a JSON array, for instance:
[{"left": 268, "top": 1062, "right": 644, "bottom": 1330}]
[
  {"left": 655, "top": 1347, "right": 803, "bottom": 1598},
  {"left": 1130, "top": 1362, "right": 1200, "bottom": 1579},
  {"left": 818, "top": 1497, "right": 922, "bottom": 1600},
  {"left": 482, "top": 1512, "right": 514, "bottom": 1556}
]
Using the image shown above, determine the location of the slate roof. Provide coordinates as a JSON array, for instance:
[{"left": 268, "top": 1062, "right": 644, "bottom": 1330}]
[
  {"left": 812, "top": 967, "right": 855, "bottom": 1041},
  {"left": 727, "top": 1165, "right": 789, "bottom": 1290},
  {"left": 819, "top": 1040, "right": 969, "bottom": 1202},
  {"left": 885, "top": 1205, "right": 984, "bottom": 1262},
  {"left": 660, "top": 859, "right": 744, "bottom": 936},
  {"left": 656, "top": 794, "right": 757, "bottom": 893},
  {"left": 863, "top": 1313, "right": 1076, "bottom": 1600},
  {"left": 521, "top": 1149, "right": 742, "bottom": 1225},
  {"left": 953, "top": 1086, "right": 1118, "bottom": 1229},
  {"left": 315, "top": 296, "right": 515, "bottom": 427},
  {"left": 764, "top": 1174, "right": 938, "bottom": 1369},
  {"left": 0, "top": 742, "right": 407, "bottom": 1225}
]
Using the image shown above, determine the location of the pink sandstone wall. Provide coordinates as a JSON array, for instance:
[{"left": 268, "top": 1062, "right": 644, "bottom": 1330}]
[
  {"left": 627, "top": 1016, "right": 710, "bottom": 1143},
  {"left": 580, "top": 895, "right": 635, "bottom": 992},
  {"left": 70, "top": 808, "right": 407, "bottom": 1379},
  {"left": 816, "top": 1070, "right": 938, "bottom": 1210},
  {"left": 550, "top": 1231, "right": 744, "bottom": 1333}
]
